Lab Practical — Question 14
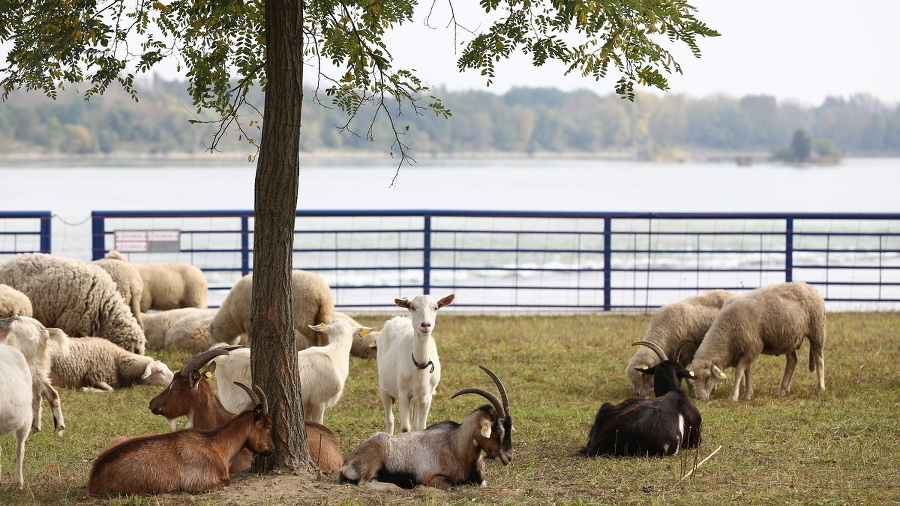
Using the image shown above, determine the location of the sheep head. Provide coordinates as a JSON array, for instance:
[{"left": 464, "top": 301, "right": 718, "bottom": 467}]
[
  {"left": 451, "top": 365, "right": 512, "bottom": 466},
  {"left": 688, "top": 358, "right": 727, "bottom": 401}
]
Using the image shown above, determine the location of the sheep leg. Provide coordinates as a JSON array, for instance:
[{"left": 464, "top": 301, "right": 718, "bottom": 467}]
[
  {"left": 778, "top": 350, "right": 798, "bottom": 396},
  {"left": 41, "top": 381, "right": 66, "bottom": 435},
  {"left": 397, "top": 396, "right": 412, "bottom": 433},
  {"left": 729, "top": 356, "right": 754, "bottom": 401},
  {"left": 380, "top": 391, "right": 396, "bottom": 434}
]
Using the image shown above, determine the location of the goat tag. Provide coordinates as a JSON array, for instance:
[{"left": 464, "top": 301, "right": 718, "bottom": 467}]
[{"left": 481, "top": 425, "right": 491, "bottom": 438}]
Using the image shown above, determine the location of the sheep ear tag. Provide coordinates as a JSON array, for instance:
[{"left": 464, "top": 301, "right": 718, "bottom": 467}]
[
  {"left": 717, "top": 370, "right": 727, "bottom": 379},
  {"left": 480, "top": 425, "right": 492, "bottom": 438},
  {"left": 141, "top": 363, "right": 154, "bottom": 379}
]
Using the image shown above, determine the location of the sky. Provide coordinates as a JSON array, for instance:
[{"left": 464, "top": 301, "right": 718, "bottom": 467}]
[{"left": 378, "top": 0, "right": 900, "bottom": 106}]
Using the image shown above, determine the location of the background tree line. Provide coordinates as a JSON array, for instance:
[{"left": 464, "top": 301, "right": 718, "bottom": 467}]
[{"left": 2, "top": 76, "right": 898, "bottom": 159}]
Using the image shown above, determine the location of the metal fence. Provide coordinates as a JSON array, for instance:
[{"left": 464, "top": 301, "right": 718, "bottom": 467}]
[
  {"left": 73, "top": 210, "right": 900, "bottom": 312},
  {"left": 0, "top": 211, "right": 52, "bottom": 256}
]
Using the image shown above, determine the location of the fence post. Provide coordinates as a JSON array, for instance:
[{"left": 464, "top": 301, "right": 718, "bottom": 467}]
[
  {"left": 40, "top": 212, "right": 52, "bottom": 254},
  {"left": 423, "top": 215, "right": 432, "bottom": 295},
  {"left": 241, "top": 215, "right": 251, "bottom": 277},
  {"left": 604, "top": 216, "right": 612, "bottom": 311},
  {"left": 784, "top": 217, "right": 794, "bottom": 282},
  {"left": 91, "top": 213, "right": 106, "bottom": 260}
]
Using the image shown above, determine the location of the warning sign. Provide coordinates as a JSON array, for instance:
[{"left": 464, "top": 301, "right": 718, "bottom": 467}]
[{"left": 114, "top": 230, "right": 181, "bottom": 253}]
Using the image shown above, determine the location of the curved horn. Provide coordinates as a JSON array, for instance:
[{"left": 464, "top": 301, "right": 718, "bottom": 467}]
[
  {"left": 452, "top": 388, "right": 505, "bottom": 418},
  {"left": 254, "top": 385, "right": 269, "bottom": 413},
  {"left": 479, "top": 366, "right": 509, "bottom": 415},
  {"left": 233, "top": 382, "right": 259, "bottom": 407},
  {"left": 632, "top": 341, "right": 668, "bottom": 362},
  {"left": 673, "top": 339, "right": 695, "bottom": 364},
  {"left": 178, "top": 346, "right": 239, "bottom": 377}
]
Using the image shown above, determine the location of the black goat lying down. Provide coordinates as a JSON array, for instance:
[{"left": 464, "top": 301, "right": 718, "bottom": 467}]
[
  {"left": 340, "top": 365, "right": 512, "bottom": 491},
  {"left": 581, "top": 340, "right": 702, "bottom": 457}
]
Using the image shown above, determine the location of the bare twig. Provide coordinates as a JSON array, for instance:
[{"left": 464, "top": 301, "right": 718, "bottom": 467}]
[{"left": 681, "top": 445, "right": 722, "bottom": 481}]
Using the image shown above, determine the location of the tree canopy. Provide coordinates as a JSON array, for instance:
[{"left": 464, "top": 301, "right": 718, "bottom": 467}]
[{"left": 1, "top": 0, "right": 718, "bottom": 473}]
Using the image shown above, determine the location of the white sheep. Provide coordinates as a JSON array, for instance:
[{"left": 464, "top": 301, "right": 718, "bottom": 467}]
[
  {"left": 92, "top": 256, "right": 145, "bottom": 328},
  {"left": 0, "top": 253, "right": 146, "bottom": 354},
  {"left": 211, "top": 318, "right": 374, "bottom": 423},
  {"left": 0, "top": 316, "right": 68, "bottom": 436},
  {"left": 0, "top": 343, "right": 34, "bottom": 489},
  {"left": 377, "top": 293, "right": 455, "bottom": 434},
  {"left": 208, "top": 270, "right": 335, "bottom": 350},
  {"left": 0, "top": 284, "right": 33, "bottom": 318},
  {"left": 106, "top": 250, "right": 208, "bottom": 312},
  {"left": 141, "top": 307, "right": 213, "bottom": 350},
  {"left": 47, "top": 333, "right": 174, "bottom": 392},
  {"left": 163, "top": 309, "right": 217, "bottom": 352},
  {"left": 690, "top": 281, "right": 827, "bottom": 401},
  {"left": 625, "top": 289, "right": 733, "bottom": 397}
]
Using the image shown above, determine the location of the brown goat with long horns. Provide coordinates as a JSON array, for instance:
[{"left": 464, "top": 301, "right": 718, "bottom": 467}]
[
  {"left": 148, "top": 347, "right": 343, "bottom": 472},
  {"left": 87, "top": 382, "right": 273, "bottom": 495}
]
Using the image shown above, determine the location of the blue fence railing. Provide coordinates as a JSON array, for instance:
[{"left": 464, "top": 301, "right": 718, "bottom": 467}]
[
  {"left": 75, "top": 210, "right": 900, "bottom": 312},
  {"left": 0, "top": 211, "right": 52, "bottom": 256}
]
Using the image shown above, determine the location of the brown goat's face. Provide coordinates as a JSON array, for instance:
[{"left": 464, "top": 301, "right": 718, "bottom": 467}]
[
  {"left": 149, "top": 372, "right": 203, "bottom": 419},
  {"left": 247, "top": 411, "right": 275, "bottom": 456},
  {"left": 473, "top": 409, "right": 513, "bottom": 466}
]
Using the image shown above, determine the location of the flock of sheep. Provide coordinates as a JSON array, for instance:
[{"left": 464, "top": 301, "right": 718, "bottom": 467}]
[{"left": 0, "top": 250, "right": 828, "bottom": 495}]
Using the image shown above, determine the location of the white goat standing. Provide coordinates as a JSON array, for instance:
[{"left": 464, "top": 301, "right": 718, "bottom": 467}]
[
  {"left": 377, "top": 294, "right": 455, "bottom": 434},
  {"left": 212, "top": 318, "right": 374, "bottom": 424},
  {"left": 0, "top": 344, "right": 33, "bottom": 489}
]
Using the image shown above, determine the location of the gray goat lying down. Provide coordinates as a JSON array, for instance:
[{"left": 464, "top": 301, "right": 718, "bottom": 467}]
[{"left": 340, "top": 365, "right": 512, "bottom": 491}]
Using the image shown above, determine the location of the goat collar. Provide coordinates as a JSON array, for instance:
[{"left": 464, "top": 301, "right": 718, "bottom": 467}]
[{"left": 411, "top": 352, "right": 435, "bottom": 373}]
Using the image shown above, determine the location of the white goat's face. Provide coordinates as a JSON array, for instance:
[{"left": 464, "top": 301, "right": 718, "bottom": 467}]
[
  {"left": 395, "top": 294, "right": 455, "bottom": 336},
  {"left": 141, "top": 360, "right": 175, "bottom": 386},
  {"left": 690, "top": 359, "right": 725, "bottom": 400}
]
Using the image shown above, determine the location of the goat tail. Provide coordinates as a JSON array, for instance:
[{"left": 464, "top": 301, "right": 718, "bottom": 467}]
[{"left": 48, "top": 327, "right": 71, "bottom": 356}]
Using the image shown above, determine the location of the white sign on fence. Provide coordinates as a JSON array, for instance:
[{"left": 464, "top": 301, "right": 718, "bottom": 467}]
[{"left": 114, "top": 230, "right": 181, "bottom": 253}]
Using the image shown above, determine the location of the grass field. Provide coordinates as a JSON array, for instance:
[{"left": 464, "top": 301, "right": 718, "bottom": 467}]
[{"left": 1, "top": 312, "right": 898, "bottom": 505}]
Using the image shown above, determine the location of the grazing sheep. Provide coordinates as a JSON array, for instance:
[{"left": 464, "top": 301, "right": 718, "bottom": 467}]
[
  {"left": 333, "top": 311, "right": 378, "bottom": 359},
  {"left": 208, "top": 270, "right": 335, "bottom": 350},
  {"left": 47, "top": 333, "right": 174, "bottom": 392},
  {"left": 163, "top": 309, "right": 217, "bottom": 352},
  {"left": 92, "top": 257, "right": 145, "bottom": 328},
  {"left": 690, "top": 281, "right": 827, "bottom": 401},
  {"left": 377, "top": 294, "right": 455, "bottom": 434},
  {"left": 148, "top": 348, "right": 343, "bottom": 472},
  {"left": 0, "top": 284, "right": 33, "bottom": 318},
  {"left": 0, "top": 253, "right": 146, "bottom": 354},
  {"left": 340, "top": 365, "right": 512, "bottom": 491},
  {"left": 141, "top": 307, "right": 213, "bottom": 350},
  {"left": 626, "top": 290, "right": 733, "bottom": 397},
  {"left": 582, "top": 340, "right": 702, "bottom": 457},
  {"left": 0, "top": 343, "right": 33, "bottom": 489},
  {"left": 87, "top": 382, "right": 273, "bottom": 495},
  {"left": 106, "top": 251, "right": 208, "bottom": 312},
  {"left": 211, "top": 318, "right": 374, "bottom": 423},
  {"left": 0, "top": 316, "right": 68, "bottom": 436}
]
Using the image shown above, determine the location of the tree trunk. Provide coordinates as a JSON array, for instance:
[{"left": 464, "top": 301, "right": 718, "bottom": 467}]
[{"left": 250, "top": 0, "right": 310, "bottom": 472}]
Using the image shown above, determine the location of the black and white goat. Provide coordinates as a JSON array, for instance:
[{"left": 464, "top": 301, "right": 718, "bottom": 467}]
[
  {"left": 580, "top": 340, "right": 702, "bottom": 457},
  {"left": 340, "top": 365, "right": 512, "bottom": 491}
]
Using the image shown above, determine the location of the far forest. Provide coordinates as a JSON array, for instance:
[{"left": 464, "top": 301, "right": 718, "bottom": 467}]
[{"left": 1, "top": 77, "right": 898, "bottom": 161}]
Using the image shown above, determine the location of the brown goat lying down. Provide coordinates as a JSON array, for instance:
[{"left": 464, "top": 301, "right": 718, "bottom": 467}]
[
  {"left": 148, "top": 347, "right": 343, "bottom": 472},
  {"left": 87, "top": 382, "right": 273, "bottom": 495}
]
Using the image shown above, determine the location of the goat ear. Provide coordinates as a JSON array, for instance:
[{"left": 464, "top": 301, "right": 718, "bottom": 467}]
[
  {"left": 309, "top": 323, "right": 327, "bottom": 332},
  {"left": 253, "top": 405, "right": 264, "bottom": 421},
  {"left": 438, "top": 293, "right": 455, "bottom": 308},
  {"left": 636, "top": 365, "right": 654, "bottom": 376},
  {"left": 356, "top": 326, "right": 376, "bottom": 337},
  {"left": 190, "top": 369, "right": 203, "bottom": 388},
  {"left": 395, "top": 297, "right": 411, "bottom": 309}
]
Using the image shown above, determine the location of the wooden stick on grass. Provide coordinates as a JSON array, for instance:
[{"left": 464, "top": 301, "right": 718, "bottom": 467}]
[{"left": 681, "top": 445, "right": 723, "bottom": 481}]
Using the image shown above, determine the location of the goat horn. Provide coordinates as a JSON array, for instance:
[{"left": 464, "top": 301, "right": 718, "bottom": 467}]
[
  {"left": 673, "top": 339, "right": 694, "bottom": 364},
  {"left": 452, "top": 388, "right": 505, "bottom": 419},
  {"left": 632, "top": 341, "right": 668, "bottom": 362},
  {"left": 233, "top": 382, "right": 259, "bottom": 408},
  {"left": 479, "top": 365, "right": 510, "bottom": 415},
  {"left": 178, "top": 347, "right": 239, "bottom": 377},
  {"left": 254, "top": 385, "right": 269, "bottom": 413}
]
